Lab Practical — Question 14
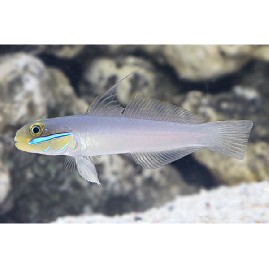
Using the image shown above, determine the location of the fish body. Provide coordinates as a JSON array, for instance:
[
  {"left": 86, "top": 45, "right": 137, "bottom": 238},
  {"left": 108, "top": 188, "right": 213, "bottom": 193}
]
[
  {"left": 14, "top": 74, "right": 253, "bottom": 185},
  {"left": 18, "top": 115, "right": 212, "bottom": 156}
]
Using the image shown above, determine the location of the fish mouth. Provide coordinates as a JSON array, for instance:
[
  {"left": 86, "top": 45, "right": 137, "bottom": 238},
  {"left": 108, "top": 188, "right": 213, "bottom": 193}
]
[
  {"left": 14, "top": 140, "right": 32, "bottom": 152},
  {"left": 14, "top": 131, "right": 29, "bottom": 151},
  {"left": 14, "top": 134, "right": 18, "bottom": 147},
  {"left": 14, "top": 135, "right": 20, "bottom": 149},
  {"left": 14, "top": 142, "right": 22, "bottom": 150},
  {"left": 14, "top": 127, "right": 35, "bottom": 152}
]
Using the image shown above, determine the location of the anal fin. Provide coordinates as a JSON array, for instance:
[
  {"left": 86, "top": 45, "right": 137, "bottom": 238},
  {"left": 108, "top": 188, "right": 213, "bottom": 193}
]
[{"left": 131, "top": 146, "right": 202, "bottom": 169}]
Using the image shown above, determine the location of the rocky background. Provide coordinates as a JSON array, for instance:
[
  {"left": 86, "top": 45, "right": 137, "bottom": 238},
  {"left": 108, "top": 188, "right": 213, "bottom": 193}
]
[{"left": 0, "top": 45, "right": 268, "bottom": 223}]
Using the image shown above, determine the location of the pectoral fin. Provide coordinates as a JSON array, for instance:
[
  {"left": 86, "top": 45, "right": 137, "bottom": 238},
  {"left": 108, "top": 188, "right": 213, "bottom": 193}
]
[{"left": 64, "top": 156, "right": 77, "bottom": 172}]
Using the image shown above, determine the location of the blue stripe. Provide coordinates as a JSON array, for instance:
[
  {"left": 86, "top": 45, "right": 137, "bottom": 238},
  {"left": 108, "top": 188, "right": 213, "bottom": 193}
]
[
  {"left": 29, "top": 132, "right": 72, "bottom": 145},
  {"left": 59, "top": 141, "right": 70, "bottom": 152},
  {"left": 73, "top": 140, "right": 77, "bottom": 149},
  {"left": 44, "top": 146, "right": 51, "bottom": 152}
]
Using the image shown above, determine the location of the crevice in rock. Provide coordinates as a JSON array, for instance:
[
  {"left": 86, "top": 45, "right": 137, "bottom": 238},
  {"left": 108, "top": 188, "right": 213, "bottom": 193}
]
[
  {"left": 38, "top": 53, "right": 83, "bottom": 93},
  {"left": 0, "top": 45, "right": 38, "bottom": 56},
  {"left": 115, "top": 48, "right": 258, "bottom": 96},
  {"left": 172, "top": 155, "right": 217, "bottom": 189},
  {"left": 170, "top": 61, "right": 257, "bottom": 95}
]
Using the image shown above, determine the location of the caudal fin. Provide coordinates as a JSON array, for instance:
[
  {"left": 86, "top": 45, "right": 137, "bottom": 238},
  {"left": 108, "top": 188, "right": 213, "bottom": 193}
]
[{"left": 207, "top": 120, "right": 253, "bottom": 160}]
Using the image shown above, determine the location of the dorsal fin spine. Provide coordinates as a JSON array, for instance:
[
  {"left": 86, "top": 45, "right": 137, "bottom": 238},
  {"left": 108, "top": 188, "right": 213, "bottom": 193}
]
[{"left": 85, "top": 72, "right": 135, "bottom": 117}]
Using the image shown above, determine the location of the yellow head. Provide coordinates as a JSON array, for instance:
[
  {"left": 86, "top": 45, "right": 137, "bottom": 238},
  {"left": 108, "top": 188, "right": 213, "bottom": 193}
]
[{"left": 14, "top": 120, "right": 76, "bottom": 155}]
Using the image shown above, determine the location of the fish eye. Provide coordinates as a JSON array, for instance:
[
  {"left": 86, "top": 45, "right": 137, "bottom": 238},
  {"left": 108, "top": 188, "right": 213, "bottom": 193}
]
[
  {"left": 32, "top": 126, "right": 40, "bottom": 134},
  {"left": 30, "top": 123, "right": 43, "bottom": 137}
]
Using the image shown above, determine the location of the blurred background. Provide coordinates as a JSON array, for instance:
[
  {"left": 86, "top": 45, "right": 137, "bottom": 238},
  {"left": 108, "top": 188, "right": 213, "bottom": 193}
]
[{"left": 0, "top": 45, "right": 268, "bottom": 223}]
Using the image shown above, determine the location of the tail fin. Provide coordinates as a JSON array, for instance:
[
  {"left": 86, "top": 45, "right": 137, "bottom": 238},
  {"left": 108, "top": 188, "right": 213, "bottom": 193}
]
[{"left": 207, "top": 120, "right": 253, "bottom": 160}]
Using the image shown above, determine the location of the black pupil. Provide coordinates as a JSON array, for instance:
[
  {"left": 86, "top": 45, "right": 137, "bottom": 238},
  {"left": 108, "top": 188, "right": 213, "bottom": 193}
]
[{"left": 33, "top": 126, "right": 40, "bottom": 134}]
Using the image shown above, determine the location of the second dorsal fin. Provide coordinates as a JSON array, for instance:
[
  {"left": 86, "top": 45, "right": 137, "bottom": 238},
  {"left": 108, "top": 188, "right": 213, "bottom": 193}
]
[
  {"left": 86, "top": 72, "right": 134, "bottom": 117},
  {"left": 124, "top": 95, "right": 204, "bottom": 124}
]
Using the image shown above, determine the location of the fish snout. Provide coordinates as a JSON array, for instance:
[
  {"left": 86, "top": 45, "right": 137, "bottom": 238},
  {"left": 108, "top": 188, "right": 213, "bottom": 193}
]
[
  {"left": 13, "top": 127, "right": 31, "bottom": 151},
  {"left": 14, "top": 128, "right": 23, "bottom": 144},
  {"left": 14, "top": 131, "right": 21, "bottom": 150},
  {"left": 14, "top": 132, "right": 18, "bottom": 143}
]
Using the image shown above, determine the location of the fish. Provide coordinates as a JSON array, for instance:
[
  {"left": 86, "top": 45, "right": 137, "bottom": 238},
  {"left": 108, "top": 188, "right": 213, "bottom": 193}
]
[{"left": 14, "top": 73, "right": 253, "bottom": 185}]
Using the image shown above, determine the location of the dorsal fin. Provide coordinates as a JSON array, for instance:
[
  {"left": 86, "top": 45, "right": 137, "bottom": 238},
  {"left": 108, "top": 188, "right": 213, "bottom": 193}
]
[
  {"left": 86, "top": 72, "right": 135, "bottom": 117},
  {"left": 124, "top": 95, "right": 204, "bottom": 124}
]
